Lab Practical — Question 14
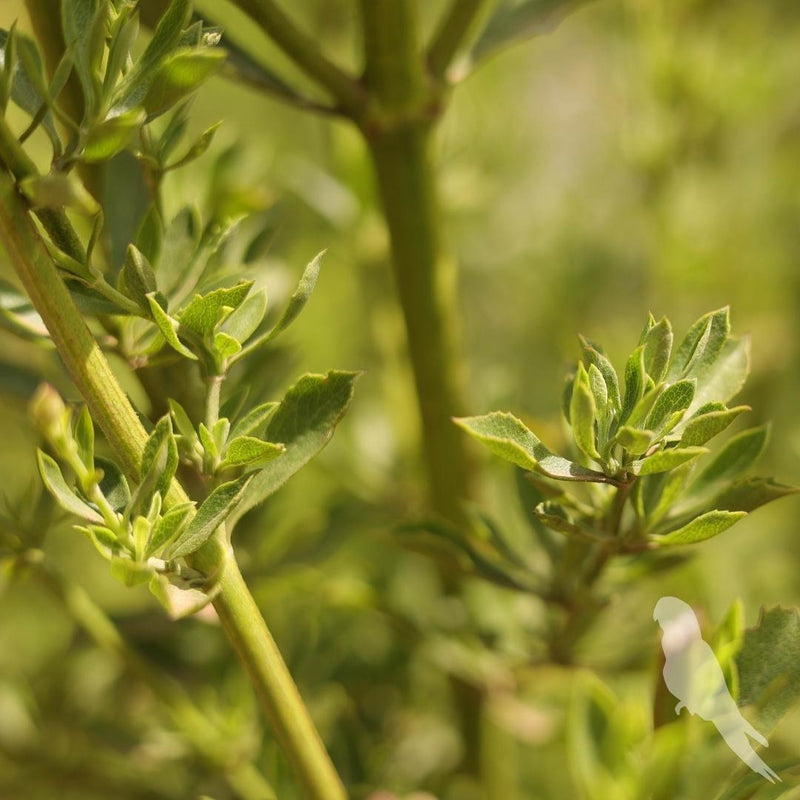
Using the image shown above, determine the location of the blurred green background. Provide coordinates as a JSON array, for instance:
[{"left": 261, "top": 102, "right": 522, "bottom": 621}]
[{"left": 1, "top": 1, "right": 800, "bottom": 798}]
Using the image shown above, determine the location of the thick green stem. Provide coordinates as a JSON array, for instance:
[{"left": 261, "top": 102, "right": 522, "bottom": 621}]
[
  {"left": 0, "top": 172, "right": 346, "bottom": 800},
  {"left": 358, "top": 0, "right": 477, "bottom": 524}
]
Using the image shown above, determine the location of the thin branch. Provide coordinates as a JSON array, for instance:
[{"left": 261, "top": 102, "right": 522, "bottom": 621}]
[
  {"left": 229, "top": 0, "right": 365, "bottom": 116},
  {"left": 427, "top": 0, "right": 495, "bottom": 81}
]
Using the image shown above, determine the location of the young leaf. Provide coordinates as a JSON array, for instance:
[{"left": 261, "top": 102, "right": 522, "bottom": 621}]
[
  {"left": 630, "top": 446, "right": 708, "bottom": 476},
  {"left": 73, "top": 405, "right": 94, "bottom": 472},
  {"left": 263, "top": 251, "right": 322, "bottom": 342},
  {"left": 689, "top": 425, "right": 770, "bottom": 495},
  {"left": 83, "top": 108, "right": 146, "bottom": 162},
  {"left": 156, "top": 206, "right": 199, "bottom": 295},
  {"left": 118, "top": 244, "right": 157, "bottom": 310},
  {"left": 110, "top": 556, "right": 153, "bottom": 586},
  {"left": 231, "top": 371, "right": 360, "bottom": 524},
  {"left": 167, "top": 475, "right": 252, "bottom": 558},
  {"left": 615, "top": 425, "right": 653, "bottom": 456},
  {"left": 19, "top": 173, "right": 99, "bottom": 215},
  {"left": 221, "top": 436, "right": 284, "bottom": 469},
  {"left": 213, "top": 331, "right": 241, "bottom": 363},
  {"left": 652, "top": 510, "right": 747, "bottom": 546},
  {"left": 533, "top": 502, "right": 604, "bottom": 542},
  {"left": 164, "top": 120, "right": 221, "bottom": 171},
  {"left": 147, "top": 501, "right": 194, "bottom": 557},
  {"left": 587, "top": 363, "right": 608, "bottom": 420},
  {"left": 221, "top": 288, "right": 267, "bottom": 344},
  {"left": 454, "top": 412, "right": 613, "bottom": 483},
  {"left": 177, "top": 281, "right": 253, "bottom": 337},
  {"left": 141, "top": 415, "right": 179, "bottom": 502},
  {"left": 37, "top": 450, "right": 103, "bottom": 522},
  {"left": 641, "top": 315, "right": 673, "bottom": 383},
  {"left": 668, "top": 307, "right": 729, "bottom": 381},
  {"left": 688, "top": 336, "right": 750, "bottom": 415},
  {"left": 95, "top": 457, "right": 131, "bottom": 512},
  {"left": 645, "top": 378, "right": 695, "bottom": 434},
  {"left": 143, "top": 48, "right": 226, "bottom": 118},
  {"left": 61, "top": 0, "right": 106, "bottom": 115},
  {"left": 681, "top": 308, "right": 729, "bottom": 381},
  {"left": 168, "top": 399, "right": 199, "bottom": 449},
  {"left": 620, "top": 345, "right": 645, "bottom": 423},
  {"left": 136, "top": 205, "right": 164, "bottom": 265},
  {"left": 198, "top": 423, "right": 218, "bottom": 460},
  {"left": 146, "top": 294, "right": 198, "bottom": 360},
  {"left": 569, "top": 363, "right": 601, "bottom": 461},
  {"left": 680, "top": 404, "right": 749, "bottom": 446},
  {"left": 229, "top": 401, "right": 279, "bottom": 440},
  {"left": 710, "top": 477, "right": 799, "bottom": 514},
  {"left": 580, "top": 337, "right": 620, "bottom": 410}
]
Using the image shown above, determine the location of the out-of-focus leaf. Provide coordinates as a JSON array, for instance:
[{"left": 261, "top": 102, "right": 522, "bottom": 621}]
[
  {"left": 631, "top": 446, "right": 707, "bottom": 476},
  {"left": 143, "top": 48, "right": 225, "bottom": 118},
  {"left": 533, "top": 502, "right": 603, "bottom": 541},
  {"left": 0, "top": 279, "right": 49, "bottom": 340},
  {"left": 83, "top": 108, "right": 146, "bottom": 162},
  {"left": 221, "top": 288, "right": 267, "bottom": 344},
  {"left": 165, "top": 120, "right": 221, "bottom": 170},
  {"left": 167, "top": 474, "right": 251, "bottom": 558},
  {"left": 136, "top": 205, "right": 164, "bottom": 265},
  {"left": 711, "top": 478, "right": 800, "bottom": 514},
  {"left": 19, "top": 173, "right": 99, "bottom": 215},
  {"left": 261, "top": 252, "right": 322, "bottom": 342},
  {"left": 454, "top": 412, "right": 614, "bottom": 483},
  {"left": 738, "top": 607, "right": 800, "bottom": 731},
  {"left": 61, "top": 0, "right": 106, "bottom": 114},
  {"left": 157, "top": 206, "right": 200, "bottom": 294},
  {"left": 652, "top": 510, "right": 746, "bottom": 546},
  {"left": 615, "top": 425, "right": 652, "bottom": 455},
  {"left": 110, "top": 556, "right": 153, "bottom": 586},
  {"left": 37, "top": 450, "right": 102, "bottom": 522},
  {"left": 689, "top": 425, "right": 769, "bottom": 496},
  {"left": 232, "top": 371, "right": 360, "bottom": 523}
]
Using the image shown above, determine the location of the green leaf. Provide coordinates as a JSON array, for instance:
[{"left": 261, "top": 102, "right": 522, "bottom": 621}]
[
  {"left": 110, "top": 556, "right": 153, "bottom": 586},
  {"left": 156, "top": 206, "right": 199, "bottom": 295},
  {"left": 83, "top": 108, "right": 146, "bottom": 162},
  {"left": 580, "top": 337, "right": 620, "bottom": 410},
  {"left": 143, "top": 48, "right": 226, "bottom": 118},
  {"left": 652, "top": 510, "right": 747, "bottom": 546},
  {"left": 615, "top": 425, "right": 653, "bottom": 456},
  {"left": 688, "top": 336, "right": 750, "bottom": 415},
  {"left": 264, "top": 252, "right": 322, "bottom": 341},
  {"left": 645, "top": 378, "right": 695, "bottom": 434},
  {"left": 641, "top": 315, "right": 673, "bottom": 383},
  {"left": 470, "top": 0, "right": 592, "bottom": 66},
  {"left": 77, "top": 524, "right": 119, "bottom": 559},
  {"left": 95, "top": 457, "right": 130, "bottom": 512},
  {"left": 689, "top": 425, "right": 770, "bottom": 495},
  {"left": 103, "top": 6, "right": 139, "bottom": 95},
  {"left": 168, "top": 399, "right": 199, "bottom": 447},
  {"left": 164, "top": 120, "right": 221, "bottom": 170},
  {"left": 737, "top": 607, "right": 800, "bottom": 731},
  {"left": 454, "top": 412, "right": 613, "bottom": 483},
  {"left": 73, "top": 406, "right": 94, "bottom": 472},
  {"left": 229, "top": 401, "right": 279, "bottom": 440},
  {"left": 61, "top": 0, "right": 106, "bottom": 115},
  {"left": 533, "top": 502, "right": 603, "bottom": 541},
  {"left": 141, "top": 415, "right": 179, "bottom": 502},
  {"left": 37, "top": 450, "right": 102, "bottom": 522},
  {"left": 147, "top": 501, "right": 194, "bottom": 557},
  {"left": 631, "top": 446, "right": 708, "bottom": 476},
  {"left": 19, "top": 173, "right": 99, "bottom": 215},
  {"left": 711, "top": 477, "right": 800, "bottom": 514},
  {"left": 178, "top": 281, "right": 253, "bottom": 337},
  {"left": 570, "top": 363, "right": 601, "bottom": 461},
  {"left": 118, "top": 244, "right": 157, "bottom": 310},
  {"left": 232, "top": 371, "right": 360, "bottom": 523},
  {"left": 0, "top": 279, "right": 49, "bottom": 341},
  {"left": 221, "top": 436, "right": 284, "bottom": 469},
  {"left": 198, "top": 422, "right": 218, "bottom": 460},
  {"left": 213, "top": 331, "right": 241, "bottom": 363},
  {"left": 221, "top": 288, "right": 267, "bottom": 344},
  {"left": 136, "top": 205, "right": 163, "bottom": 265},
  {"left": 587, "top": 363, "right": 608, "bottom": 421},
  {"left": 620, "top": 345, "right": 645, "bottom": 423},
  {"left": 146, "top": 294, "right": 197, "bottom": 360},
  {"left": 680, "top": 404, "right": 749, "bottom": 446},
  {"left": 668, "top": 307, "right": 730, "bottom": 381},
  {"left": 167, "top": 475, "right": 251, "bottom": 558}
]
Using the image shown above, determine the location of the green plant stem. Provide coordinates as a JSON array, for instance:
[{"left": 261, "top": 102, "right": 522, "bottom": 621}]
[
  {"left": 0, "top": 172, "right": 346, "bottom": 800},
  {"left": 229, "top": 0, "right": 365, "bottom": 114},
  {"left": 34, "top": 561, "right": 276, "bottom": 800},
  {"left": 358, "top": 0, "right": 477, "bottom": 524},
  {"left": 427, "top": 0, "right": 494, "bottom": 79}
]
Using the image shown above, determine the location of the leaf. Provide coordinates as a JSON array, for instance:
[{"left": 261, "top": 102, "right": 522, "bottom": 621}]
[
  {"left": 668, "top": 307, "right": 729, "bottom": 381},
  {"left": 264, "top": 252, "right": 322, "bottom": 341},
  {"left": 454, "top": 412, "right": 613, "bottom": 483},
  {"left": 533, "top": 502, "right": 603, "bottom": 541},
  {"left": 198, "top": 423, "right": 218, "bottom": 460},
  {"left": 143, "top": 48, "right": 226, "bottom": 118},
  {"left": 615, "top": 425, "right": 653, "bottom": 456},
  {"left": 645, "top": 379, "right": 695, "bottom": 434},
  {"left": 37, "top": 450, "right": 102, "bottom": 522},
  {"left": 110, "top": 556, "right": 153, "bottom": 586},
  {"left": 103, "top": 6, "right": 139, "bottom": 94},
  {"left": 146, "top": 294, "right": 197, "bottom": 360},
  {"left": 73, "top": 405, "right": 94, "bottom": 472},
  {"left": 229, "top": 401, "right": 279, "bottom": 440},
  {"left": 118, "top": 244, "right": 157, "bottom": 310},
  {"left": 641, "top": 315, "right": 673, "bottom": 383},
  {"left": 83, "top": 108, "right": 146, "bottom": 162},
  {"left": 167, "top": 475, "right": 251, "bottom": 558},
  {"left": 136, "top": 205, "right": 164, "bottom": 265},
  {"left": 620, "top": 345, "right": 645, "bottom": 423},
  {"left": 221, "top": 288, "right": 267, "bottom": 344},
  {"left": 178, "top": 281, "right": 253, "bottom": 336},
  {"left": 168, "top": 399, "right": 198, "bottom": 446},
  {"left": 711, "top": 478, "right": 800, "bottom": 514},
  {"left": 680, "top": 404, "right": 749, "bottom": 446},
  {"left": 737, "top": 607, "right": 800, "bottom": 731},
  {"left": 232, "top": 371, "right": 360, "bottom": 523},
  {"left": 147, "top": 501, "right": 194, "bottom": 557},
  {"left": 19, "top": 173, "right": 99, "bottom": 215},
  {"left": 631, "top": 446, "right": 708, "bottom": 476},
  {"left": 470, "top": 0, "right": 593, "bottom": 66},
  {"left": 141, "top": 415, "right": 179, "bottom": 502},
  {"left": 165, "top": 120, "right": 221, "bottom": 170},
  {"left": 587, "top": 363, "right": 608, "bottom": 421},
  {"left": 0, "top": 278, "right": 49, "bottom": 340},
  {"left": 95, "top": 457, "right": 130, "bottom": 512},
  {"left": 213, "top": 331, "right": 241, "bottom": 364},
  {"left": 652, "top": 510, "right": 747, "bottom": 546},
  {"left": 580, "top": 338, "right": 620, "bottom": 410},
  {"left": 221, "top": 436, "right": 284, "bottom": 469},
  {"left": 156, "top": 206, "right": 200, "bottom": 295},
  {"left": 688, "top": 336, "right": 750, "bottom": 415},
  {"left": 570, "top": 363, "right": 601, "bottom": 461},
  {"left": 689, "top": 425, "right": 770, "bottom": 495}
]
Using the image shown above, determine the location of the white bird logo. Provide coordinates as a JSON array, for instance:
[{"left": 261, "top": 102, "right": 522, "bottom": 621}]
[{"left": 653, "top": 596, "right": 780, "bottom": 784}]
